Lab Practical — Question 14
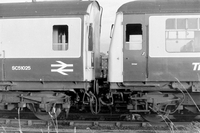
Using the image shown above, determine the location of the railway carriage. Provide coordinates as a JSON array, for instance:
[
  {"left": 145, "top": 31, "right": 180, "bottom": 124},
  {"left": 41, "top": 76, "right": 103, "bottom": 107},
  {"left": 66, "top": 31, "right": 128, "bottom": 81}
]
[
  {"left": 2, "top": 0, "right": 200, "bottom": 123},
  {"left": 0, "top": 1, "right": 102, "bottom": 120},
  {"left": 108, "top": 0, "right": 200, "bottom": 122}
]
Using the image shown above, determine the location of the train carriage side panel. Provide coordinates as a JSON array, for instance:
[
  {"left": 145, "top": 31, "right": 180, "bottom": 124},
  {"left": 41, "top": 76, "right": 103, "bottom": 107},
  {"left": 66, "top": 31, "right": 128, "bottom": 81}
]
[
  {"left": 108, "top": 12, "right": 123, "bottom": 83},
  {"left": 109, "top": 13, "right": 147, "bottom": 83},
  {"left": 148, "top": 15, "right": 200, "bottom": 81},
  {"left": 0, "top": 1, "right": 101, "bottom": 82},
  {"left": 0, "top": 17, "right": 83, "bottom": 81},
  {"left": 109, "top": 0, "right": 200, "bottom": 84}
]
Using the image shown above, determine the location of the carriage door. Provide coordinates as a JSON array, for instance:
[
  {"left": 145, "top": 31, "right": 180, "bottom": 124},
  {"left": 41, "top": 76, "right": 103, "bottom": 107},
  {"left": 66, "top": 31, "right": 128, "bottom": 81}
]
[{"left": 123, "top": 15, "right": 147, "bottom": 81}]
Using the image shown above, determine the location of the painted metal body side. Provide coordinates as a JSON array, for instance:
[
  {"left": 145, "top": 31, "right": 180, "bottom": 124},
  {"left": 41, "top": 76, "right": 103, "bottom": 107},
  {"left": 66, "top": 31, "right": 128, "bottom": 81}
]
[
  {"left": 148, "top": 14, "right": 200, "bottom": 81},
  {"left": 108, "top": 12, "right": 123, "bottom": 82},
  {"left": 0, "top": 1, "right": 102, "bottom": 83},
  {"left": 148, "top": 57, "right": 200, "bottom": 81},
  {"left": 109, "top": 0, "right": 200, "bottom": 90},
  {"left": 4, "top": 58, "right": 83, "bottom": 81},
  {"left": 123, "top": 14, "right": 147, "bottom": 81},
  {"left": 0, "top": 17, "right": 82, "bottom": 58},
  {"left": 111, "top": 12, "right": 200, "bottom": 83},
  {"left": 0, "top": 15, "right": 84, "bottom": 82}
]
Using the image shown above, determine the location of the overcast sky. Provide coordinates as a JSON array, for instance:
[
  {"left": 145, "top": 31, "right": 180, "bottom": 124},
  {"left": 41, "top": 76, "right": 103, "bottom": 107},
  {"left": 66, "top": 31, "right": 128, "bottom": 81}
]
[{"left": 0, "top": 0, "right": 133, "bottom": 53}]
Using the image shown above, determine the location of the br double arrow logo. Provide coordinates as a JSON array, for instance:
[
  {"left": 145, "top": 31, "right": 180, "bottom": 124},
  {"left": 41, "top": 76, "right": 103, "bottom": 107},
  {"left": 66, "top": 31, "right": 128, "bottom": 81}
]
[{"left": 51, "top": 61, "right": 73, "bottom": 75}]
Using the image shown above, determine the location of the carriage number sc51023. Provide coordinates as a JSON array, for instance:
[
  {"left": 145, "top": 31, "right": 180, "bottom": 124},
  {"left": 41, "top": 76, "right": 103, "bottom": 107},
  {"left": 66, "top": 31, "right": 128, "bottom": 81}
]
[{"left": 12, "top": 66, "right": 31, "bottom": 71}]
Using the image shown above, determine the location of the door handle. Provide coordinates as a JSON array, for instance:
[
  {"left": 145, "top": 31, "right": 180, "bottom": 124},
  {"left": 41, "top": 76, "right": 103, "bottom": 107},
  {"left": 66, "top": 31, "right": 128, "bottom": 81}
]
[{"left": 142, "top": 52, "right": 145, "bottom": 56}]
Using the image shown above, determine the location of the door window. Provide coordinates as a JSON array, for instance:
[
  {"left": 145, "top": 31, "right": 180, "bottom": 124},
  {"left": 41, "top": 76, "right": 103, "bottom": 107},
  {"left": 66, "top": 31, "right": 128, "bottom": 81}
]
[{"left": 125, "top": 24, "right": 143, "bottom": 50}]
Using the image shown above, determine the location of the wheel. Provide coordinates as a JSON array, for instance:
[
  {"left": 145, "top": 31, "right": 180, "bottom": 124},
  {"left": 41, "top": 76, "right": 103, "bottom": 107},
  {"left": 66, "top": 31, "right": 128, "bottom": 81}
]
[
  {"left": 142, "top": 114, "right": 168, "bottom": 122},
  {"left": 33, "top": 110, "right": 61, "bottom": 121},
  {"left": 28, "top": 103, "right": 61, "bottom": 121}
]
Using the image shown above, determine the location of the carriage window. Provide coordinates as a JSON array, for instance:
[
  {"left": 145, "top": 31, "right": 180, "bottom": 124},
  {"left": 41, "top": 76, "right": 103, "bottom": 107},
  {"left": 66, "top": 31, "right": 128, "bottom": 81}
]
[
  {"left": 188, "top": 18, "right": 198, "bottom": 29},
  {"left": 177, "top": 19, "right": 186, "bottom": 29},
  {"left": 53, "top": 25, "right": 68, "bottom": 51},
  {"left": 165, "top": 18, "right": 200, "bottom": 53},
  {"left": 166, "top": 19, "right": 176, "bottom": 29},
  {"left": 125, "top": 24, "right": 142, "bottom": 50}
]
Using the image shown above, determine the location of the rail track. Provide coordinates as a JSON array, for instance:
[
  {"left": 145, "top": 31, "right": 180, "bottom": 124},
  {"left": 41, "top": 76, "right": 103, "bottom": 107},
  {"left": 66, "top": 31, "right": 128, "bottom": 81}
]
[
  {"left": 0, "top": 118, "right": 198, "bottom": 133},
  {"left": 0, "top": 118, "right": 196, "bottom": 133},
  {"left": 0, "top": 110, "right": 199, "bottom": 133}
]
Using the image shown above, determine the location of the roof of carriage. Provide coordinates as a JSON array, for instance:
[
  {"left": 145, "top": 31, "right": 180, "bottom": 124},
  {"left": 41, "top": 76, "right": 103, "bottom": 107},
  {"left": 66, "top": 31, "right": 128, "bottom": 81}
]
[
  {"left": 0, "top": 1, "right": 99, "bottom": 17},
  {"left": 118, "top": 0, "right": 200, "bottom": 14}
]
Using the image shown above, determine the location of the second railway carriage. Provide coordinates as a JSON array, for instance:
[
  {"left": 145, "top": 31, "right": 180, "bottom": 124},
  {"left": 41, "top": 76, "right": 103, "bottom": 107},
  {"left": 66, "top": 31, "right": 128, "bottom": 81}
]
[
  {"left": 0, "top": 1, "right": 102, "bottom": 120},
  {"left": 108, "top": 0, "right": 200, "bottom": 122}
]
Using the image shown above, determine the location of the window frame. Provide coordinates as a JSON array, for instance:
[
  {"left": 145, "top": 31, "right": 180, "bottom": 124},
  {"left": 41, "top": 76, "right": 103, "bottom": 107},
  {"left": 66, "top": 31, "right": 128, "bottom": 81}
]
[
  {"left": 165, "top": 18, "right": 200, "bottom": 53},
  {"left": 125, "top": 23, "right": 143, "bottom": 51},
  {"left": 52, "top": 25, "right": 69, "bottom": 51}
]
